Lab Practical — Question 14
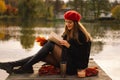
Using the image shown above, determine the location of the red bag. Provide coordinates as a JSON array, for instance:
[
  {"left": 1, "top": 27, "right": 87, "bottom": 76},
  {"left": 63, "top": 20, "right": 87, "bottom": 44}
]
[
  {"left": 85, "top": 67, "right": 99, "bottom": 77},
  {"left": 38, "top": 65, "right": 60, "bottom": 76}
]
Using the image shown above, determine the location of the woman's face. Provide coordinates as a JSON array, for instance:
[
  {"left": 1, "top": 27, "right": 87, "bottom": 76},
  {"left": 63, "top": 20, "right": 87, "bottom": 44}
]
[{"left": 65, "top": 19, "right": 74, "bottom": 30}]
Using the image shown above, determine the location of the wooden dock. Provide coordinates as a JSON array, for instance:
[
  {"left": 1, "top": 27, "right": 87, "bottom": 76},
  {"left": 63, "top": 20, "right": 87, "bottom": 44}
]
[{"left": 6, "top": 60, "right": 112, "bottom": 80}]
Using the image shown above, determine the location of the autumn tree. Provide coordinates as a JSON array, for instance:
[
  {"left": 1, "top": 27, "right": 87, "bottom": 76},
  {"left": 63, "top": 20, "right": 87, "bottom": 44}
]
[
  {"left": 0, "top": 0, "right": 7, "bottom": 15},
  {"left": 111, "top": 5, "right": 120, "bottom": 21},
  {"left": 44, "top": 0, "right": 54, "bottom": 20},
  {"left": 18, "top": 0, "right": 46, "bottom": 19}
]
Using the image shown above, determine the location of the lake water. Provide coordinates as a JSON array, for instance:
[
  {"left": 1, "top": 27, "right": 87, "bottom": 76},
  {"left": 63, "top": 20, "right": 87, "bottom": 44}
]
[{"left": 0, "top": 21, "right": 120, "bottom": 80}]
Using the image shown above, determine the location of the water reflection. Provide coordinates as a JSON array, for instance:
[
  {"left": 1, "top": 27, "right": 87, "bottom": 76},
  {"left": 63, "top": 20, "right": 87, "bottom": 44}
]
[
  {"left": 20, "top": 20, "right": 35, "bottom": 50},
  {"left": 20, "top": 28, "right": 35, "bottom": 50},
  {"left": 0, "top": 20, "right": 120, "bottom": 54},
  {"left": 0, "top": 20, "right": 59, "bottom": 50},
  {"left": 84, "top": 23, "right": 120, "bottom": 55}
]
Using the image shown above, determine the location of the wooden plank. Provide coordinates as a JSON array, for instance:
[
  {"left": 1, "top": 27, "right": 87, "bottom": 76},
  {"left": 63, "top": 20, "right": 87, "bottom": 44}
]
[{"left": 6, "top": 60, "right": 112, "bottom": 80}]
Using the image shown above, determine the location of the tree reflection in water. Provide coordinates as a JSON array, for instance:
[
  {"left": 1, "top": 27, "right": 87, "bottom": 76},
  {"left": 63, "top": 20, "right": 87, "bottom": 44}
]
[
  {"left": 20, "top": 19, "right": 35, "bottom": 50},
  {"left": 0, "top": 20, "right": 120, "bottom": 54}
]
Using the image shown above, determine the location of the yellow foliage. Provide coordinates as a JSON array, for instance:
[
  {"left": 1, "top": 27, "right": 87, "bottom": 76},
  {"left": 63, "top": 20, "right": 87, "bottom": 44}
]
[
  {"left": 61, "top": 4, "right": 66, "bottom": 9},
  {"left": 111, "top": 5, "right": 120, "bottom": 20},
  {"left": 0, "top": 32, "right": 5, "bottom": 39},
  {"left": 0, "top": 0, "right": 7, "bottom": 14}
]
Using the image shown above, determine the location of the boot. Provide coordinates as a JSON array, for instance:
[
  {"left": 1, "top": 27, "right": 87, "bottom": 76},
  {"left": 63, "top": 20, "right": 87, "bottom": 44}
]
[
  {"left": 0, "top": 56, "right": 32, "bottom": 74},
  {"left": 0, "top": 62, "right": 13, "bottom": 74},
  {"left": 13, "top": 66, "right": 34, "bottom": 74},
  {"left": 13, "top": 41, "right": 55, "bottom": 74},
  {"left": 10, "top": 56, "right": 33, "bottom": 67}
]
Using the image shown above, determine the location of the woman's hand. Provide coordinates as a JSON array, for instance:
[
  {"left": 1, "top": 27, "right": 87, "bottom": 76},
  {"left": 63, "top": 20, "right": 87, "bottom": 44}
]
[{"left": 59, "top": 40, "right": 70, "bottom": 48}]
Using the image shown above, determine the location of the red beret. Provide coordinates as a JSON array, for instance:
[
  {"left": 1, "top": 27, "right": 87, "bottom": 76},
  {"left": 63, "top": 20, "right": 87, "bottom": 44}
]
[{"left": 64, "top": 10, "right": 81, "bottom": 21}]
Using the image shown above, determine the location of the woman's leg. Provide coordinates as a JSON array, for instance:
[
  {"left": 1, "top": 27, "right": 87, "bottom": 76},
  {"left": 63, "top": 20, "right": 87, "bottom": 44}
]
[
  {"left": 52, "top": 44, "right": 62, "bottom": 62},
  {"left": 41, "top": 53, "right": 59, "bottom": 67},
  {"left": 40, "top": 44, "right": 62, "bottom": 69},
  {"left": 13, "top": 41, "right": 55, "bottom": 74},
  {"left": 11, "top": 56, "right": 33, "bottom": 67}
]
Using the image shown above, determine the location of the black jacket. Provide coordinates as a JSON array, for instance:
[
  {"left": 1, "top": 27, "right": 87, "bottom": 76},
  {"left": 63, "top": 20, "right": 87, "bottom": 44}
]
[{"left": 62, "top": 30, "right": 91, "bottom": 75}]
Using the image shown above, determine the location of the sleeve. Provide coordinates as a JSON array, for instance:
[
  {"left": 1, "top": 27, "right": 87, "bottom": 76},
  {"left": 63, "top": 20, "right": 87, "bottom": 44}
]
[
  {"left": 76, "top": 30, "right": 91, "bottom": 69},
  {"left": 77, "top": 41, "right": 91, "bottom": 69}
]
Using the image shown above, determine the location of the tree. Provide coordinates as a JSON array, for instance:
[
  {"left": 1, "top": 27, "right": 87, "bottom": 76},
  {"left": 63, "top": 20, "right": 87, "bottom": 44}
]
[
  {"left": 18, "top": 0, "right": 46, "bottom": 19},
  {"left": 67, "top": 0, "right": 111, "bottom": 20},
  {"left": 111, "top": 5, "right": 120, "bottom": 21},
  {"left": 0, "top": 0, "right": 7, "bottom": 15},
  {"left": 89, "top": 0, "right": 111, "bottom": 19},
  {"left": 44, "top": 0, "right": 54, "bottom": 20},
  {"left": 67, "top": 0, "right": 85, "bottom": 18},
  {"left": 54, "top": 0, "right": 61, "bottom": 14}
]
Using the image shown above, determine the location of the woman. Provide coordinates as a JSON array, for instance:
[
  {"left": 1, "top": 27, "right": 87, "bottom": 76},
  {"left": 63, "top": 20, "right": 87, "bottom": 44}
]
[{"left": 0, "top": 10, "right": 92, "bottom": 76}]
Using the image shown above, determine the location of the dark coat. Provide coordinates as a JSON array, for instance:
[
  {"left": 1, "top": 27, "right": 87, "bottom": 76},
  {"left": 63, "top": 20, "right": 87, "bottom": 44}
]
[{"left": 62, "top": 30, "right": 91, "bottom": 75}]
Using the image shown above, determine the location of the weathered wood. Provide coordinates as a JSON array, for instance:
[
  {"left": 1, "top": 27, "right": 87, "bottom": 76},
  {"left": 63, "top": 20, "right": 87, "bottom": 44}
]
[{"left": 6, "top": 60, "right": 112, "bottom": 80}]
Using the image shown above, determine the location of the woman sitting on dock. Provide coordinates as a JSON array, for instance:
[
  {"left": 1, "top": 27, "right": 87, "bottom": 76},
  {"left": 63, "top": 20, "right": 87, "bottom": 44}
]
[{"left": 0, "top": 10, "right": 92, "bottom": 77}]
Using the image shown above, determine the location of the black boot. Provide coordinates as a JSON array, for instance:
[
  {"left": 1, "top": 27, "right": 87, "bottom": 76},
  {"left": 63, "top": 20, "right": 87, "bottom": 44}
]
[
  {"left": 10, "top": 56, "right": 33, "bottom": 67},
  {"left": 0, "top": 56, "right": 32, "bottom": 74},
  {"left": 0, "top": 62, "right": 13, "bottom": 74},
  {"left": 13, "top": 41, "right": 55, "bottom": 74},
  {"left": 13, "top": 66, "right": 34, "bottom": 74}
]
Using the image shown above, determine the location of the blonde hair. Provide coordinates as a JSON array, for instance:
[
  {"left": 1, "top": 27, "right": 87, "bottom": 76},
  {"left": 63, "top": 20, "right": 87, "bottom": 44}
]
[
  {"left": 79, "top": 22, "right": 92, "bottom": 42},
  {"left": 63, "top": 21, "right": 92, "bottom": 44}
]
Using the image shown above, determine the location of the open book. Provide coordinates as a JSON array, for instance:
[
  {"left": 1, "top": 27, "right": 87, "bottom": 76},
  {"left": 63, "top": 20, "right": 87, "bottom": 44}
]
[{"left": 48, "top": 32, "right": 63, "bottom": 45}]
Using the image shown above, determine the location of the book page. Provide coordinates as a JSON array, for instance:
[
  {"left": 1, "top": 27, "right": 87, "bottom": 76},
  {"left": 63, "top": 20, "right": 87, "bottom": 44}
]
[{"left": 48, "top": 32, "right": 63, "bottom": 45}]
